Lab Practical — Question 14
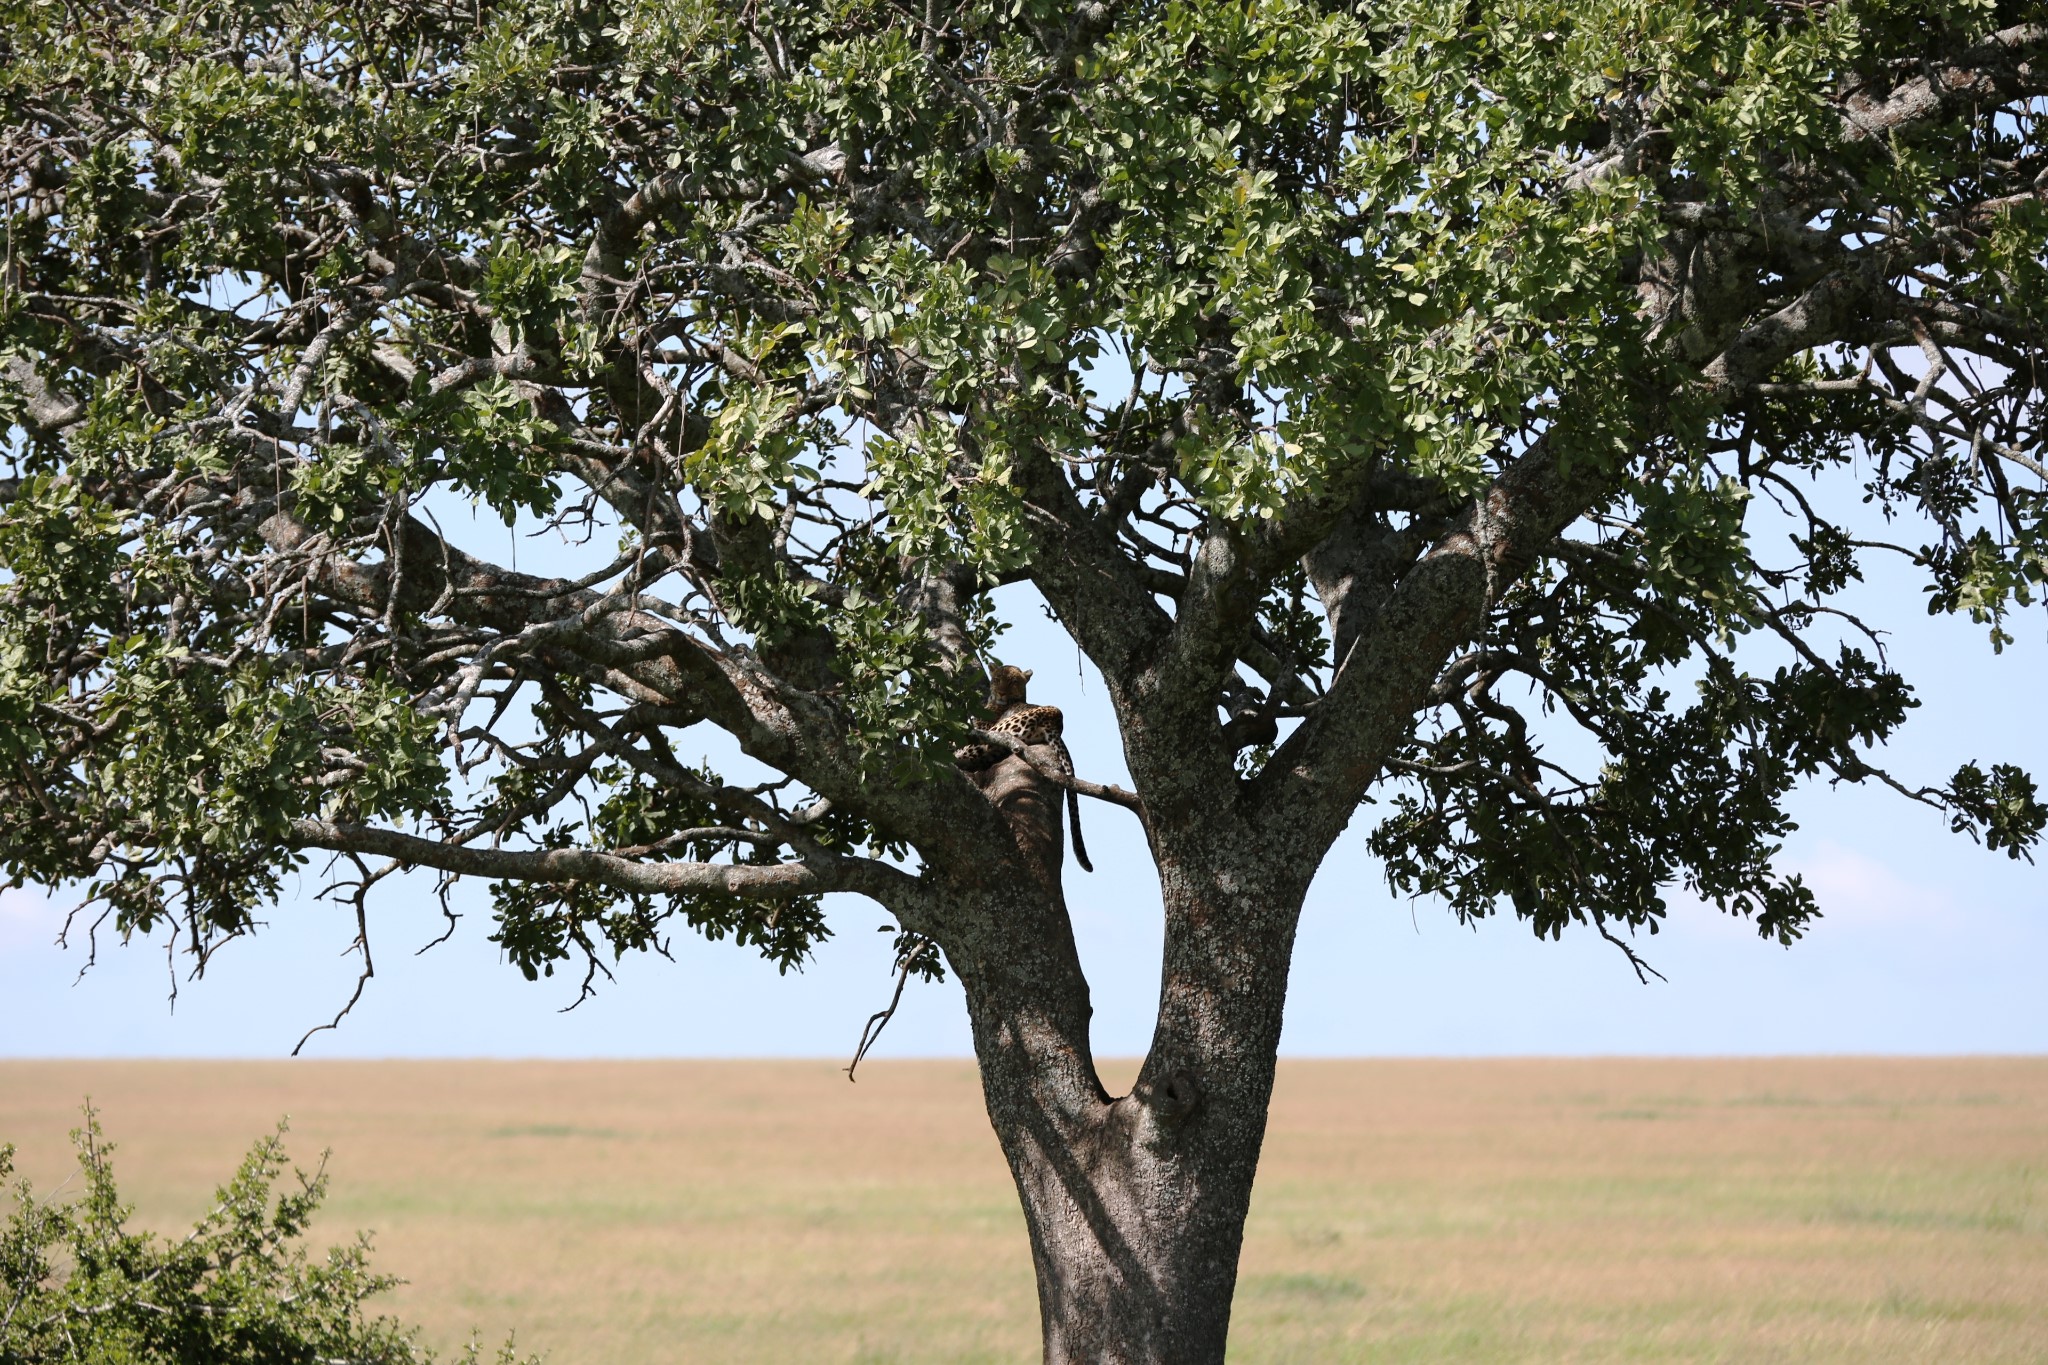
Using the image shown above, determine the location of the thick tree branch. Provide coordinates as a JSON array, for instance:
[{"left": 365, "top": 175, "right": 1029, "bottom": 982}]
[
  {"left": 1015, "top": 449, "right": 1176, "bottom": 690},
  {"left": 1839, "top": 24, "right": 2048, "bottom": 144},
  {"left": 287, "top": 817, "right": 928, "bottom": 912},
  {"left": 1254, "top": 432, "right": 1617, "bottom": 848}
]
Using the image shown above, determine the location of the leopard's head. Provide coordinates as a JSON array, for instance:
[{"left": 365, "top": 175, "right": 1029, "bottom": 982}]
[{"left": 987, "top": 663, "right": 1033, "bottom": 709}]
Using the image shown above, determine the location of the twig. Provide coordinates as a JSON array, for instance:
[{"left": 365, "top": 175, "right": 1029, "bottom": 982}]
[
  {"left": 1594, "top": 912, "right": 1668, "bottom": 986},
  {"left": 845, "top": 955, "right": 916, "bottom": 1082},
  {"left": 293, "top": 854, "right": 387, "bottom": 1054}
]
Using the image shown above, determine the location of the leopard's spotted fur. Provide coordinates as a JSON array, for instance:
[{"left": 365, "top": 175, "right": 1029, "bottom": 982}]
[{"left": 955, "top": 665, "right": 1093, "bottom": 872}]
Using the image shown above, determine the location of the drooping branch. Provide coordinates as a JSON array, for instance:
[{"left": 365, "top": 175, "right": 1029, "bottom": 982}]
[{"left": 287, "top": 818, "right": 928, "bottom": 916}]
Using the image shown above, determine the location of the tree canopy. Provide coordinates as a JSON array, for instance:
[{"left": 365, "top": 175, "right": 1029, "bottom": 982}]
[
  {"left": 5, "top": 0, "right": 2040, "bottom": 976},
  {"left": 5, "top": 0, "right": 2047, "bottom": 1355}
]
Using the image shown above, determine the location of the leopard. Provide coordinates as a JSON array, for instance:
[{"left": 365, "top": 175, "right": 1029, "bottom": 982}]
[{"left": 954, "top": 664, "right": 1093, "bottom": 873}]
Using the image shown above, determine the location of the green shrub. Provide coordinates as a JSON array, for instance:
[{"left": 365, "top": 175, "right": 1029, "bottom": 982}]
[{"left": 0, "top": 1107, "right": 532, "bottom": 1364}]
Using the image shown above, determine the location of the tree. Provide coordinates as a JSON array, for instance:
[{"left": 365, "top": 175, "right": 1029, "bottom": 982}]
[
  {"left": 3, "top": 0, "right": 2045, "bottom": 1356},
  {"left": 1, "top": 1108, "right": 531, "bottom": 1363}
]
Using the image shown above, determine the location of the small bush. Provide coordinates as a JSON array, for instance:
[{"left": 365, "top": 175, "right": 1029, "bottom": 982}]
[{"left": 1, "top": 1106, "right": 532, "bottom": 1364}]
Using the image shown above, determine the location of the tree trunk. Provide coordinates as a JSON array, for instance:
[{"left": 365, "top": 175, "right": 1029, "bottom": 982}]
[
  {"left": 946, "top": 755, "right": 1305, "bottom": 1363},
  {"left": 970, "top": 1000, "right": 1291, "bottom": 1365}
]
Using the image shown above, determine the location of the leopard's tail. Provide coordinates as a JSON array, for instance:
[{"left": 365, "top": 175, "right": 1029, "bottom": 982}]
[{"left": 1067, "top": 787, "right": 1093, "bottom": 872}]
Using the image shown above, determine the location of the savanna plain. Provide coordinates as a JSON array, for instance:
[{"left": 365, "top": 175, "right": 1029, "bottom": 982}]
[{"left": 1, "top": 1058, "right": 2043, "bottom": 1363}]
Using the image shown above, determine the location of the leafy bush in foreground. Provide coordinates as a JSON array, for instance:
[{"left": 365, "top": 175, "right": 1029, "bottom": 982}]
[{"left": 0, "top": 1107, "right": 532, "bottom": 1364}]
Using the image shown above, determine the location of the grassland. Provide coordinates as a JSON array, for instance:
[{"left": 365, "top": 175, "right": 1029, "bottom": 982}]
[{"left": 2, "top": 1058, "right": 2043, "bottom": 1362}]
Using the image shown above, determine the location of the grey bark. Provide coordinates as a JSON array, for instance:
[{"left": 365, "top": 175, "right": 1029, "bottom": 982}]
[{"left": 951, "top": 751, "right": 1309, "bottom": 1364}]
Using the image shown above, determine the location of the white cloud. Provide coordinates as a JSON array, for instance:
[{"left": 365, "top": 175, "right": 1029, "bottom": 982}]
[
  {"left": 1652, "top": 840, "right": 1958, "bottom": 943},
  {"left": 1788, "top": 842, "right": 1959, "bottom": 926}
]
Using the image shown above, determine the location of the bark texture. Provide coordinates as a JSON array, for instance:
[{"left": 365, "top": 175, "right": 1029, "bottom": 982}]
[{"left": 954, "top": 751, "right": 1307, "bottom": 1364}]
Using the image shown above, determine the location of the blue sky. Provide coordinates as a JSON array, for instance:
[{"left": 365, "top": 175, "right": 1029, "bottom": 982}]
[{"left": 3, "top": 501, "right": 2045, "bottom": 1061}]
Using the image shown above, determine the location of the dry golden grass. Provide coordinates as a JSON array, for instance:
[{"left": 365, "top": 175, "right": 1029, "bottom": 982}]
[{"left": 2, "top": 1058, "right": 2044, "bottom": 1363}]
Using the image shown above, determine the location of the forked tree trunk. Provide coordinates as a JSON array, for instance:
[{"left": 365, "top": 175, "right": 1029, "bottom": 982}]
[
  {"left": 945, "top": 754, "right": 1307, "bottom": 1363},
  {"left": 967, "top": 978, "right": 1293, "bottom": 1364}
]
